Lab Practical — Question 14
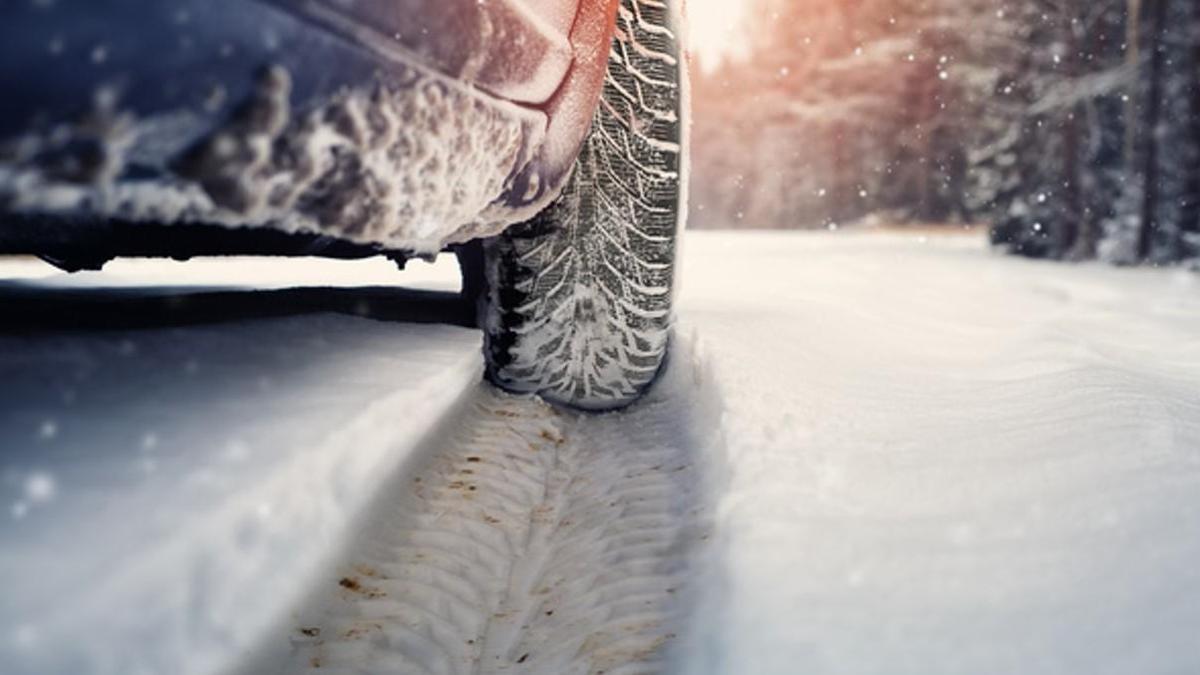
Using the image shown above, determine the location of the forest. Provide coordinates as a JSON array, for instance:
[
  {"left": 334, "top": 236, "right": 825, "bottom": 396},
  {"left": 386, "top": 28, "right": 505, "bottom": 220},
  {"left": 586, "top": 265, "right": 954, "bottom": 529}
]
[{"left": 689, "top": 0, "right": 1200, "bottom": 265}]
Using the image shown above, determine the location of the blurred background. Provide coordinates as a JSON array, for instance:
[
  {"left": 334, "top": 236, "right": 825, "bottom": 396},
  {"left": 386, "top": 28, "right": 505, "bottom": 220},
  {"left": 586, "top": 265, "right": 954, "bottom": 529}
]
[{"left": 687, "top": 0, "right": 1200, "bottom": 266}]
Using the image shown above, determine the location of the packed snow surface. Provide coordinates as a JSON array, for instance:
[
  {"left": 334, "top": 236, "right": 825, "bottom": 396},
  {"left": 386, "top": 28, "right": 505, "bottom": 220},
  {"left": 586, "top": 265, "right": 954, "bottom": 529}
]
[
  {"left": 0, "top": 256, "right": 479, "bottom": 675},
  {"left": 247, "top": 378, "right": 712, "bottom": 675},
  {"left": 674, "top": 230, "right": 1200, "bottom": 675},
  {"left": 2, "top": 230, "right": 1200, "bottom": 674}
]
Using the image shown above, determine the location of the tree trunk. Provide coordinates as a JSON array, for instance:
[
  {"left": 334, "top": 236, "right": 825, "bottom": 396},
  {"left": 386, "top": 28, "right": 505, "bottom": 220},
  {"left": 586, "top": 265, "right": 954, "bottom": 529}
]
[
  {"left": 916, "top": 62, "right": 939, "bottom": 222},
  {"left": 1068, "top": 1, "right": 1112, "bottom": 260},
  {"left": 1060, "top": 4, "right": 1084, "bottom": 258},
  {"left": 1136, "top": 0, "right": 1168, "bottom": 261},
  {"left": 830, "top": 123, "right": 849, "bottom": 224},
  {"left": 1125, "top": 0, "right": 1142, "bottom": 164},
  {"left": 1182, "top": 9, "right": 1200, "bottom": 246},
  {"left": 1061, "top": 106, "right": 1085, "bottom": 258}
]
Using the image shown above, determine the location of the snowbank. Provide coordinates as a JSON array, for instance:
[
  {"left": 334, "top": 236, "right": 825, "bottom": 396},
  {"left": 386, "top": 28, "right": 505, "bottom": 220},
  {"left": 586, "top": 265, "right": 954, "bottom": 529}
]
[
  {"left": 671, "top": 230, "right": 1200, "bottom": 675},
  {"left": 0, "top": 258, "right": 478, "bottom": 675}
]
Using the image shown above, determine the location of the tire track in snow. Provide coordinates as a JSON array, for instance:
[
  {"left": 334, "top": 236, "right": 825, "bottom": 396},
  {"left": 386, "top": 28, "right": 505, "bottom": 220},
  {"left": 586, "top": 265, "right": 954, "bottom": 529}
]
[{"left": 283, "top": 379, "right": 709, "bottom": 674}]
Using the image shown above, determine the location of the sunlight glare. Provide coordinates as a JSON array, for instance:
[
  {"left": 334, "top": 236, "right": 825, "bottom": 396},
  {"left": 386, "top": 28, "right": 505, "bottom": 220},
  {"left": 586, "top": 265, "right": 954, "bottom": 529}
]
[{"left": 687, "top": 0, "right": 751, "bottom": 70}]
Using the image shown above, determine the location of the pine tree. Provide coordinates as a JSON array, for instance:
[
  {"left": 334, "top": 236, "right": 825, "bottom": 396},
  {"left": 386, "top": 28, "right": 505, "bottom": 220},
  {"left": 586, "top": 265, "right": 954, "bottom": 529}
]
[
  {"left": 686, "top": 0, "right": 1197, "bottom": 268},
  {"left": 986, "top": 0, "right": 1133, "bottom": 261}
]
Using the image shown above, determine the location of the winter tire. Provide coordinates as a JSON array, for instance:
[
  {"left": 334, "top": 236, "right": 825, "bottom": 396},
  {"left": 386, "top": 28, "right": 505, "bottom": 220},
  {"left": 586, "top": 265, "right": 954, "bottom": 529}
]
[{"left": 480, "top": 0, "right": 687, "bottom": 410}]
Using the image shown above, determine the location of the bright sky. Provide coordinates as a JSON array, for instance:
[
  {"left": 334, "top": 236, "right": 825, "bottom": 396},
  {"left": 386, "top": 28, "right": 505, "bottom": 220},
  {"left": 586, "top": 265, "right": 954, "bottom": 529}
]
[{"left": 687, "top": 0, "right": 751, "bottom": 70}]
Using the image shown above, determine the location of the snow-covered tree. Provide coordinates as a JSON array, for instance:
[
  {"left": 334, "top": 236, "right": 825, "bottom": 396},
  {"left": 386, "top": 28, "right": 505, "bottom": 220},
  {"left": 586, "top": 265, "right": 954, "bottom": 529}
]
[{"left": 687, "top": 0, "right": 1199, "bottom": 266}]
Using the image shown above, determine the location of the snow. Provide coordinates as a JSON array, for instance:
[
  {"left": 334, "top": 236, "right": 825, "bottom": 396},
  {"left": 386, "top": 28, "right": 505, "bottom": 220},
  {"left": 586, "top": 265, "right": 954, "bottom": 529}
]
[
  {"left": 0, "top": 65, "right": 539, "bottom": 255},
  {"left": 242, "top": 377, "right": 712, "bottom": 674},
  {"left": 671, "top": 230, "right": 1200, "bottom": 675},
  {"left": 3, "top": 230, "right": 1200, "bottom": 674},
  {"left": 0, "top": 255, "right": 461, "bottom": 293},
  {"left": 0, "top": 256, "right": 479, "bottom": 675}
]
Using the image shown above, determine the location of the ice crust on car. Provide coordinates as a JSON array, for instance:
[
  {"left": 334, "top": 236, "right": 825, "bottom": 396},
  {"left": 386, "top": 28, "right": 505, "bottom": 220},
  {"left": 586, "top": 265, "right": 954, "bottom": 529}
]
[{"left": 0, "top": 65, "right": 543, "bottom": 255}]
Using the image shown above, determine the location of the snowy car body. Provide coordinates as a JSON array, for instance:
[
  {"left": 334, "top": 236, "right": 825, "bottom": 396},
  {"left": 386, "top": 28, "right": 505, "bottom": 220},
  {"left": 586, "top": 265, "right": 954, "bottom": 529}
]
[{"left": 0, "top": 0, "right": 618, "bottom": 269}]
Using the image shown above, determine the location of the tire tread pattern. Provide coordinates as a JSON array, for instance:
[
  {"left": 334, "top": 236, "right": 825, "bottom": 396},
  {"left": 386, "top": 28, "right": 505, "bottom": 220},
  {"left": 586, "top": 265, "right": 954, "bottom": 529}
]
[{"left": 483, "top": 0, "right": 684, "bottom": 409}]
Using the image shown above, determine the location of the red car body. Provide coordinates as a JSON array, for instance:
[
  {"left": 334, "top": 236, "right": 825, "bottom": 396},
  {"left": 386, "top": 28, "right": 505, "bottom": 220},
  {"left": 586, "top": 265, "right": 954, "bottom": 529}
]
[{"left": 0, "top": 0, "right": 621, "bottom": 266}]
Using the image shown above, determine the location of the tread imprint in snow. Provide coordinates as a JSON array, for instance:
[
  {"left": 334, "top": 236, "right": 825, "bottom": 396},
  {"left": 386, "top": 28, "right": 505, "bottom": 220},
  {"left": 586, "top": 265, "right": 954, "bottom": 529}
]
[
  {"left": 484, "top": 0, "right": 683, "bottom": 409},
  {"left": 287, "top": 386, "right": 703, "bottom": 674}
]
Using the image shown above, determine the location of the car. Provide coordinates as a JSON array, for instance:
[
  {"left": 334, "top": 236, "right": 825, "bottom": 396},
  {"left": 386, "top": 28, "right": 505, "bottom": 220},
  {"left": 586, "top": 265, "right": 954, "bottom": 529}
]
[{"left": 0, "top": 0, "right": 686, "bottom": 410}]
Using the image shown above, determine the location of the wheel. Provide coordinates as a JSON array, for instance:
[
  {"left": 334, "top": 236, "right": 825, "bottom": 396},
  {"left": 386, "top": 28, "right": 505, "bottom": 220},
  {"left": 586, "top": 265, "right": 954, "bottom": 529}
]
[{"left": 478, "top": 0, "right": 687, "bottom": 411}]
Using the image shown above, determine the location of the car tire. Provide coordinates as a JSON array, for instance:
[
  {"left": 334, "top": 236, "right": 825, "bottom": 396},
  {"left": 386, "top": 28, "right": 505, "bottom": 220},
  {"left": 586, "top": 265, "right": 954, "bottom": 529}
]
[{"left": 477, "top": 0, "right": 687, "bottom": 411}]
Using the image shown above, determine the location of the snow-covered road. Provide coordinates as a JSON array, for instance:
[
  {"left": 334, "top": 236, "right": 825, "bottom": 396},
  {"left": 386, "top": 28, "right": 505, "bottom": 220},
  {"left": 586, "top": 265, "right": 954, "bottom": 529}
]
[
  {"left": 2, "top": 231, "right": 1200, "bottom": 675},
  {"left": 676, "top": 231, "right": 1200, "bottom": 675},
  {"left": 0, "top": 259, "right": 483, "bottom": 675},
  {"left": 251, "top": 380, "right": 713, "bottom": 675}
]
